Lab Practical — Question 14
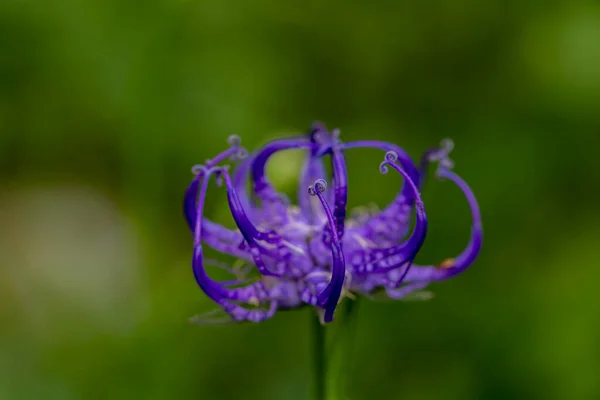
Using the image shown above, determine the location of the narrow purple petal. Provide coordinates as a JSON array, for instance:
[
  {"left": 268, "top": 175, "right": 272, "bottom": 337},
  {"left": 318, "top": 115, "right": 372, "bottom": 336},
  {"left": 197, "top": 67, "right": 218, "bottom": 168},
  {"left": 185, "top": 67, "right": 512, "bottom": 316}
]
[
  {"left": 191, "top": 167, "right": 230, "bottom": 303},
  {"left": 184, "top": 176, "right": 249, "bottom": 259},
  {"left": 232, "top": 152, "right": 257, "bottom": 214},
  {"left": 352, "top": 151, "right": 428, "bottom": 275},
  {"left": 251, "top": 137, "right": 314, "bottom": 216},
  {"left": 330, "top": 131, "right": 348, "bottom": 239},
  {"left": 404, "top": 167, "right": 482, "bottom": 282},
  {"left": 221, "top": 168, "right": 292, "bottom": 277},
  {"left": 190, "top": 173, "right": 278, "bottom": 323},
  {"left": 342, "top": 140, "right": 420, "bottom": 240},
  {"left": 309, "top": 179, "right": 346, "bottom": 323},
  {"left": 299, "top": 125, "right": 329, "bottom": 223}
]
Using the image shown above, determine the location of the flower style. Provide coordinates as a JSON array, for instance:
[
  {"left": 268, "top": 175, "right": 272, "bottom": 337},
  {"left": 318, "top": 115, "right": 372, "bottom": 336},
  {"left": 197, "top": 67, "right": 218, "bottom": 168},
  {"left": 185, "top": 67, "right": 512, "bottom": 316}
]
[{"left": 183, "top": 123, "right": 482, "bottom": 324}]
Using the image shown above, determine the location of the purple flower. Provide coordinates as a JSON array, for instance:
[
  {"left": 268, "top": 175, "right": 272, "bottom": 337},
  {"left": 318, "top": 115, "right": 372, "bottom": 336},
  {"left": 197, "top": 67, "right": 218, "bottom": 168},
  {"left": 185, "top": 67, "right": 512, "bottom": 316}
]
[{"left": 184, "top": 123, "right": 482, "bottom": 324}]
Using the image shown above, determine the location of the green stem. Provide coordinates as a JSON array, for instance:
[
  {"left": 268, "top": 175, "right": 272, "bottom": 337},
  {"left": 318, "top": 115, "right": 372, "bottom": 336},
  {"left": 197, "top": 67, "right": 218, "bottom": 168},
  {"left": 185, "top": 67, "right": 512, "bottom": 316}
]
[
  {"left": 327, "top": 299, "right": 361, "bottom": 400},
  {"left": 312, "top": 313, "right": 327, "bottom": 400}
]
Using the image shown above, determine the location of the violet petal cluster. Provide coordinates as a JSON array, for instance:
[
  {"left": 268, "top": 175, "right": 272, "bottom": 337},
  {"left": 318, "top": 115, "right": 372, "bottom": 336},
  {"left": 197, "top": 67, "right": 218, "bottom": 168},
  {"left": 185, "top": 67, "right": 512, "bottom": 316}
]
[{"left": 183, "top": 123, "right": 482, "bottom": 324}]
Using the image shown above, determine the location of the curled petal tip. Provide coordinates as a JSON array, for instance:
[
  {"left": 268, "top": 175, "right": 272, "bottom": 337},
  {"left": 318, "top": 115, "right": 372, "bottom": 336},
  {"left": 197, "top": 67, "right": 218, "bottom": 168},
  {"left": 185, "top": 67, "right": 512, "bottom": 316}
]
[
  {"left": 385, "top": 150, "right": 399, "bottom": 163},
  {"left": 379, "top": 151, "right": 399, "bottom": 174},
  {"left": 315, "top": 178, "right": 327, "bottom": 193},
  {"left": 440, "top": 138, "right": 454, "bottom": 151},
  {"left": 379, "top": 161, "right": 390, "bottom": 174},
  {"left": 227, "top": 134, "right": 242, "bottom": 147},
  {"left": 226, "top": 135, "right": 248, "bottom": 161},
  {"left": 308, "top": 178, "right": 328, "bottom": 196},
  {"left": 231, "top": 147, "right": 249, "bottom": 161},
  {"left": 427, "top": 138, "right": 455, "bottom": 171}
]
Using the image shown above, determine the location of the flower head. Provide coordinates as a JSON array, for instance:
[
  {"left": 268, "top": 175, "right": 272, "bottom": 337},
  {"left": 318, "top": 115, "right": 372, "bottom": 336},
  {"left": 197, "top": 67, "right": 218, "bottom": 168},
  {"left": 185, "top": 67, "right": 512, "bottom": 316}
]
[{"left": 184, "top": 123, "right": 482, "bottom": 324}]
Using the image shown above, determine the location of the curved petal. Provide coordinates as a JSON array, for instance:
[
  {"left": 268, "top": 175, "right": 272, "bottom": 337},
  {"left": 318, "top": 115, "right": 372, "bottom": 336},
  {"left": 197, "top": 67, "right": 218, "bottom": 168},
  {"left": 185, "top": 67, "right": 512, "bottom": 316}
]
[
  {"left": 233, "top": 152, "right": 257, "bottom": 215},
  {"left": 404, "top": 168, "right": 482, "bottom": 283},
  {"left": 191, "top": 167, "right": 235, "bottom": 303},
  {"left": 342, "top": 140, "right": 420, "bottom": 240},
  {"left": 299, "top": 124, "right": 329, "bottom": 223},
  {"left": 330, "top": 134, "right": 348, "bottom": 239},
  {"left": 250, "top": 136, "right": 314, "bottom": 224},
  {"left": 351, "top": 151, "right": 428, "bottom": 274},
  {"left": 190, "top": 167, "right": 278, "bottom": 323},
  {"left": 183, "top": 177, "right": 249, "bottom": 259},
  {"left": 221, "top": 168, "right": 292, "bottom": 277},
  {"left": 309, "top": 179, "right": 346, "bottom": 323}
]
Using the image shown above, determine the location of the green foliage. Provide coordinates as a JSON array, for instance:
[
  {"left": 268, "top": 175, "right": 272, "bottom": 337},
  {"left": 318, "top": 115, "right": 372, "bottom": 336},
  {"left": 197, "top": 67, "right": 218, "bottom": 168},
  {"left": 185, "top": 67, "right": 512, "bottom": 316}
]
[{"left": 1, "top": 1, "right": 600, "bottom": 399}]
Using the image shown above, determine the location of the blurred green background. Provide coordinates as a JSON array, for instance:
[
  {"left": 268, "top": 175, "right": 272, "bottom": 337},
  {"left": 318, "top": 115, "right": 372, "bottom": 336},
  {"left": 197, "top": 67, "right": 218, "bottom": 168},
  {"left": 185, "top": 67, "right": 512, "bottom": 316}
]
[{"left": 1, "top": 1, "right": 600, "bottom": 399}]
